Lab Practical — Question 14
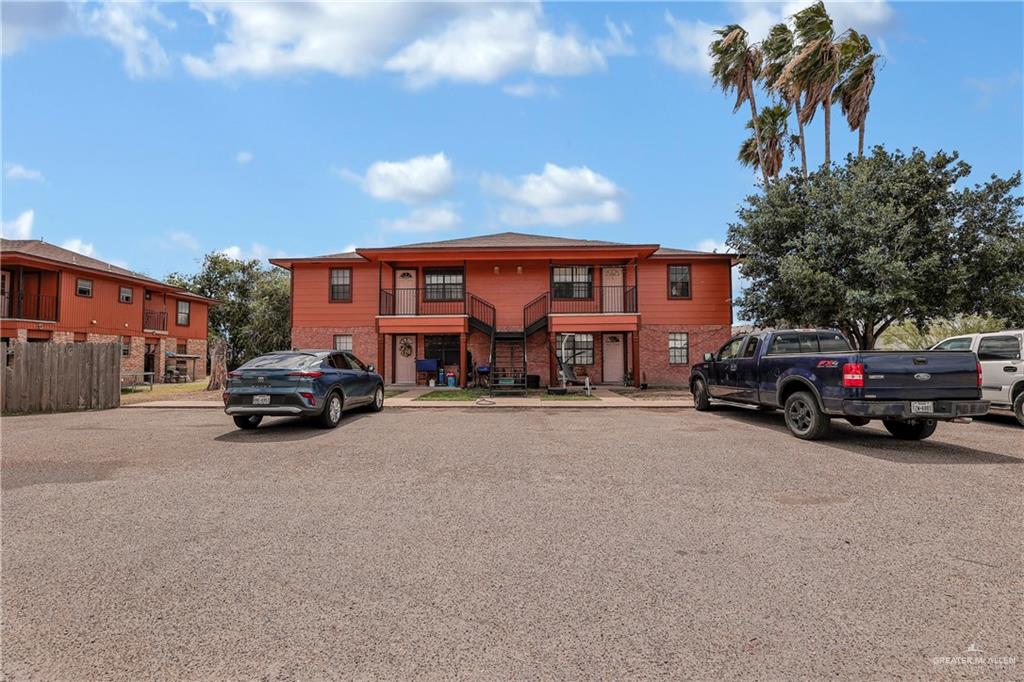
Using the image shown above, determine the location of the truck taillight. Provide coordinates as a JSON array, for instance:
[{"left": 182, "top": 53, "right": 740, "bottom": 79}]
[
  {"left": 842, "top": 362, "right": 865, "bottom": 388},
  {"left": 977, "top": 361, "right": 983, "bottom": 387}
]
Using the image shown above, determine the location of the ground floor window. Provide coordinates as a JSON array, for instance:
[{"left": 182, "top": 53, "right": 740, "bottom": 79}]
[
  {"left": 668, "top": 332, "right": 689, "bottom": 364},
  {"left": 120, "top": 336, "right": 131, "bottom": 357},
  {"left": 424, "top": 335, "right": 461, "bottom": 366},
  {"left": 556, "top": 333, "right": 594, "bottom": 365},
  {"left": 334, "top": 334, "right": 353, "bottom": 352},
  {"left": 176, "top": 342, "right": 187, "bottom": 354}
]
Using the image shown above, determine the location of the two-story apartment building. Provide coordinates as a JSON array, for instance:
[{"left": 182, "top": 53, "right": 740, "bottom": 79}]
[
  {"left": 272, "top": 232, "right": 737, "bottom": 389},
  {"left": 1, "top": 239, "right": 215, "bottom": 381}
]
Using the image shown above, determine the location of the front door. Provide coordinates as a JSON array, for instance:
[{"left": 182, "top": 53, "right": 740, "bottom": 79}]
[
  {"left": 602, "top": 266, "right": 624, "bottom": 313},
  {"left": 394, "top": 335, "right": 416, "bottom": 384},
  {"left": 396, "top": 269, "right": 417, "bottom": 315},
  {"left": 603, "top": 333, "right": 624, "bottom": 384}
]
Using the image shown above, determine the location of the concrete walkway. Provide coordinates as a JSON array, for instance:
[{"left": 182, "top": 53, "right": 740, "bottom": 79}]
[{"left": 121, "top": 388, "right": 693, "bottom": 409}]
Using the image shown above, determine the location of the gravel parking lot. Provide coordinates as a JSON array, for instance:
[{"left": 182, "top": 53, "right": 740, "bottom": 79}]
[{"left": 3, "top": 406, "right": 1021, "bottom": 679}]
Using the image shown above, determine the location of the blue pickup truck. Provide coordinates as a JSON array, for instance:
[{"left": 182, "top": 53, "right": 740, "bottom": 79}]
[{"left": 689, "top": 329, "right": 988, "bottom": 440}]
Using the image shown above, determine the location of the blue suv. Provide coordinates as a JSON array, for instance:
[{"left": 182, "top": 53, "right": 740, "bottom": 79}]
[{"left": 223, "top": 350, "right": 384, "bottom": 429}]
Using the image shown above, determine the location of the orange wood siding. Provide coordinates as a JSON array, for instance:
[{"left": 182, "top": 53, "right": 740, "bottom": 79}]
[
  {"left": 291, "top": 262, "right": 380, "bottom": 327},
  {"left": 636, "top": 260, "right": 732, "bottom": 325},
  {"left": 167, "top": 295, "right": 209, "bottom": 340},
  {"left": 465, "top": 261, "right": 550, "bottom": 329}
]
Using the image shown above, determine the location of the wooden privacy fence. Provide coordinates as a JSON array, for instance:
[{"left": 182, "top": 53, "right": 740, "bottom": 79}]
[{"left": 0, "top": 342, "right": 121, "bottom": 414}]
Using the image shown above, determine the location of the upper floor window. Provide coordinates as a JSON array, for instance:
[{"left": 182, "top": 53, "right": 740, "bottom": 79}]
[
  {"left": 76, "top": 278, "right": 93, "bottom": 297},
  {"left": 119, "top": 286, "right": 133, "bottom": 304},
  {"left": 552, "top": 266, "right": 592, "bottom": 299},
  {"left": 176, "top": 300, "right": 190, "bottom": 326},
  {"left": 423, "top": 268, "right": 464, "bottom": 301},
  {"left": 668, "top": 265, "right": 691, "bottom": 299},
  {"left": 329, "top": 268, "right": 352, "bottom": 302}
]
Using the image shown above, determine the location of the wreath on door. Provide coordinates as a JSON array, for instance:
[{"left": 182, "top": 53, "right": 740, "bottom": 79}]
[{"left": 399, "top": 337, "right": 413, "bottom": 357}]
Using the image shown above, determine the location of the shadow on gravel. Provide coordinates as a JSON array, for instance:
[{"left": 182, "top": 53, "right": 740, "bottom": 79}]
[
  {"left": 709, "top": 405, "right": 1022, "bottom": 465},
  {"left": 214, "top": 413, "right": 371, "bottom": 443},
  {"left": 975, "top": 413, "right": 1022, "bottom": 430}
]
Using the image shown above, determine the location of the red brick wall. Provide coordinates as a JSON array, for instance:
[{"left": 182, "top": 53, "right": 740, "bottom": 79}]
[
  {"left": 638, "top": 324, "right": 732, "bottom": 387},
  {"left": 291, "top": 325, "right": 379, "bottom": 368}
]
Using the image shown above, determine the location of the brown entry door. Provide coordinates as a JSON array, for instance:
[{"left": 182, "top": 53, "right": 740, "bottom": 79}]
[
  {"left": 602, "top": 267, "right": 624, "bottom": 313},
  {"left": 603, "top": 334, "right": 624, "bottom": 384},
  {"left": 396, "top": 269, "right": 417, "bottom": 314},
  {"left": 394, "top": 335, "right": 416, "bottom": 384}
]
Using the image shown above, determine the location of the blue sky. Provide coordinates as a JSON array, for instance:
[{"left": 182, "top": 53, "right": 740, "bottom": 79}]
[{"left": 2, "top": 1, "right": 1022, "bottom": 280}]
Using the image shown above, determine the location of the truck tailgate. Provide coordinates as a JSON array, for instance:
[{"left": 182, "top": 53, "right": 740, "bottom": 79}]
[{"left": 860, "top": 351, "right": 979, "bottom": 401}]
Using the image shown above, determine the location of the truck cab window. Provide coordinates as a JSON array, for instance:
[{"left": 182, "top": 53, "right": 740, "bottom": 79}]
[
  {"left": 742, "top": 337, "right": 759, "bottom": 358},
  {"left": 717, "top": 337, "right": 745, "bottom": 361}
]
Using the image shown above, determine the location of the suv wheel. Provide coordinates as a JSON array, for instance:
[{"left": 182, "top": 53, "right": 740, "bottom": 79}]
[
  {"left": 318, "top": 392, "right": 343, "bottom": 429},
  {"left": 233, "top": 415, "right": 262, "bottom": 430},
  {"left": 1014, "top": 391, "right": 1024, "bottom": 427},
  {"left": 883, "top": 419, "right": 937, "bottom": 440},
  {"left": 692, "top": 379, "right": 711, "bottom": 411},
  {"left": 369, "top": 385, "right": 384, "bottom": 412},
  {"left": 784, "top": 391, "right": 830, "bottom": 440}
]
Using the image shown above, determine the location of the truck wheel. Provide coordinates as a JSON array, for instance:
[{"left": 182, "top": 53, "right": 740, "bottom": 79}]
[
  {"left": 1014, "top": 392, "right": 1024, "bottom": 427},
  {"left": 233, "top": 415, "right": 262, "bottom": 430},
  {"left": 784, "top": 391, "right": 831, "bottom": 440},
  {"left": 317, "top": 392, "right": 343, "bottom": 429},
  {"left": 883, "top": 419, "right": 937, "bottom": 440},
  {"left": 845, "top": 417, "right": 871, "bottom": 427},
  {"left": 692, "top": 379, "right": 711, "bottom": 411}
]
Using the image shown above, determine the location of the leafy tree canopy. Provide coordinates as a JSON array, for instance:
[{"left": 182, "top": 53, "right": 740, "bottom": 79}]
[
  {"left": 167, "top": 253, "right": 290, "bottom": 368},
  {"left": 727, "top": 146, "right": 1024, "bottom": 348}
]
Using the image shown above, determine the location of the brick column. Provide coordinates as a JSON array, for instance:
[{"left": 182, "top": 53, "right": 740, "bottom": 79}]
[
  {"left": 377, "top": 333, "right": 386, "bottom": 383},
  {"left": 632, "top": 330, "right": 641, "bottom": 387},
  {"left": 549, "top": 331, "right": 557, "bottom": 386},
  {"left": 459, "top": 332, "right": 467, "bottom": 388}
]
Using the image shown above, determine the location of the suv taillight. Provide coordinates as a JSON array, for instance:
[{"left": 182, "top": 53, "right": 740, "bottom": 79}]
[
  {"left": 977, "top": 361, "right": 983, "bottom": 387},
  {"left": 842, "top": 362, "right": 865, "bottom": 388},
  {"left": 288, "top": 371, "right": 324, "bottom": 378}
]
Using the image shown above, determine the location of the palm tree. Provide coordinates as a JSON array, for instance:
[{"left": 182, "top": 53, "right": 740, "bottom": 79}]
[
  {"left": 835, "top": 30, "right": 878, "bottom": 157},
  {"left": 761, "top": 23, "right": 808, "bottom": 176},
  {"left": 779, "top": 1, "right": 841, "bottom": 167},
  {"left": 737, "top": 104, "right": 792, "bottom": 179},
  {"left": 710, "top": 24, "right": 771, "bottom": 186}
]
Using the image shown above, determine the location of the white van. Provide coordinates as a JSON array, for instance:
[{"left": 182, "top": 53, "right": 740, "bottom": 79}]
[{"left": 932, "top": 330, "right": 1024, "bottom": 425}]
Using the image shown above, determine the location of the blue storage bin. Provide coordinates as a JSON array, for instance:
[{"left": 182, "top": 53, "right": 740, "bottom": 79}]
[{"left": 415, "top": 359, "right": 439, "bottom": 373}]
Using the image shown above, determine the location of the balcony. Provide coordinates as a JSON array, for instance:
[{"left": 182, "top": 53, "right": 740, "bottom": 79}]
[
  {"left": 379, "top": 288, "right": 467, "bottom": 316},
  {"left": 1, "top": 293, "right": 58, "bottom": 322},
  {"left": 143, "top": 308, "right": 168, "bottom": 331}
]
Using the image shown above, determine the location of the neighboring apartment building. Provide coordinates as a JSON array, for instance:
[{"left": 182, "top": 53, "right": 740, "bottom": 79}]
[
  {"left": 1, "top": 239, "right": 215, "bottom": 381},
  {"left": 272, "top": 232, "right": 737, "bottom": 388}
]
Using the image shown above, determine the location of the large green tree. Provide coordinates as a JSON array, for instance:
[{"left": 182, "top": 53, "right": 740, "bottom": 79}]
[
  {"left": 168, "top": 253, "right": 291, "bottom": 368},
  {"left": 727, "top": 147, "right": 1024, "bottom": 348}
]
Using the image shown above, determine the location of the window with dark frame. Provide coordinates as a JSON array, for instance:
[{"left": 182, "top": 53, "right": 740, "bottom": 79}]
[
  {"left": 329, "top": 268, "right": 352, "bottom": 302},
  {"left": 423, "top": 268, "right": 464, "bottom": 301},
  {"left": 668, "top": 265, "right": 691, "bottom": 298},
  {"left": 76, "top": 278, "right": 93, "bottom": 297},
  {"left": 119, "top": 286, "right": 133, "bottom": 304},
  {"left": 552, "top": 266, "right": 592, "bottom": 299},
  {"left": 176, "top": 300, "right": 190, "bottom": 326},
  {"left": 333, "top": 334, "right": 353, "bottom": 352},
  {"left": 556, "top": 333, "right": 594, "bottom": 365},
  {"left": 120, "top": 336, "right": 131, "bottom": 357},
  {"left": 424, "top": 335, "right": 461, "bottom": 366},
  {"left": 668, "top": 333, "right": 689, "bottom": 364}
]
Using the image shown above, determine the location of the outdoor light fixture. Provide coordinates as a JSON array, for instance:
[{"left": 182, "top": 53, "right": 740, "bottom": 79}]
[
  {"left": 493, "top": 266, "right": 500, "bottom": 274},
  {"left": 516, "top": 265, "right": 523, "bottom": 275}
]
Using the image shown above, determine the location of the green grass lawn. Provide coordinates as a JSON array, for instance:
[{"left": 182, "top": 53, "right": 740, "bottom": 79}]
[
  {"left": 540, "top": 391, "right": 599, "bottom": 400},
  {"left": 414, "top": 388, "right": 489, "bottom": 401}
]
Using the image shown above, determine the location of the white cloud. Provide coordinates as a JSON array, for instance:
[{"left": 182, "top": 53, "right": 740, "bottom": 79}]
[
  {"left": 167, "top": 231, "right": 200, "bottom": 251},
  {"left": 78, "top": 2, "right": 172, "bottom": 78},
  {"left": 483, "top": 163, "right": 625, "bottom": 227},
  {"left": 696, "top": 238, "right": 729, "bottom": 254},
  {"left": 656, "top": 2, "right": 894, "bottom": 76},
  {"left": 502, "top": 80, "right": 558, "bottom": 98},
  {"left": 1, "top": 210, "right": 35, "bottom": 239},
  {"left": 347, "top": 153, "right": 453, "bottom": 204},
  {"left": 183, "top": 2, "right": 630, "bottom": 88},
  {"left": 4, "top": 163, "right": 44, "bottom": 182},
  {"left": 60, "top": 238, "right": 97, "bottom": 258},
  {"left": 218, "top": 243, "right": 284, "bottom": 261},
  {"left": 236, "top": 151, "right": 254, "bottom": 164},
  {"left": 380, "top": 206, "right": 462, "bottom": 233}
]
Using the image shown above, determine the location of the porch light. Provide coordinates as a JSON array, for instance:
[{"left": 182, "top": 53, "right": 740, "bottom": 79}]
[
  {"left": 516, "top": 265, "right": 523, "bottom": 275},
  {"left": 493, "top": 266, "right": 500, "bottom": 274}
]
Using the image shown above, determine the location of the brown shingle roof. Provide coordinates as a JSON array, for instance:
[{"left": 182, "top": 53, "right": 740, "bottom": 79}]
[
  {"left": 388, "top": 231, "right": 636, "bottom": 249},
  {"left": 0, "top": 238, "right": 216, "bottom": 302}
]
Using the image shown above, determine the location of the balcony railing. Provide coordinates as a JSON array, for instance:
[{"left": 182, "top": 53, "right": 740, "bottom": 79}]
[
  {"left": 549, "top": 285, "right": 637, "bottom": 315},
  {"left": 379, "top": 288, "right": 466, "bottom": 316},
  {"left": 143, "top": 308, "right": 168, "bottom": 331},
  {"left": 1, "top": 293, "right": 58, "bottom": 322}
]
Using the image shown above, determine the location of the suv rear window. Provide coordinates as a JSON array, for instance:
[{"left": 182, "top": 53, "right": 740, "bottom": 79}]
[
  {"left": 240, "top": 353, "right": 324, "bottom": 370},
  {"left": 977, "top": 336, "right": 1022, "bottom": 361}
]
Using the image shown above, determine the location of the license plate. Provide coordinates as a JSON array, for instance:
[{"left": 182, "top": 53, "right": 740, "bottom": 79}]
[
  {"left": 911, "top": 401, "right": 933, "bottom": 414},
  {"left": 252, "top": 395, "right": 271, "bottom": 405}
]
